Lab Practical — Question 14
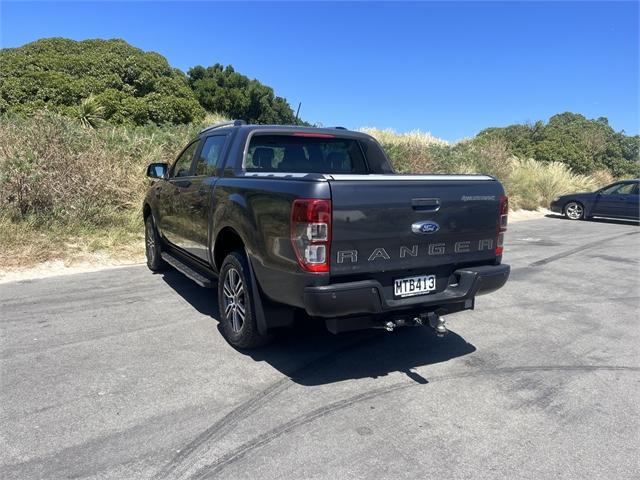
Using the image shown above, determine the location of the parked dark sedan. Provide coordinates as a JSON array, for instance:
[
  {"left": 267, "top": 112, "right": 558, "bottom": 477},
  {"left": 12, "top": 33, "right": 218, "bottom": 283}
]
[{"left": 550, "top": 179, "right": 639, "bottom": 220}]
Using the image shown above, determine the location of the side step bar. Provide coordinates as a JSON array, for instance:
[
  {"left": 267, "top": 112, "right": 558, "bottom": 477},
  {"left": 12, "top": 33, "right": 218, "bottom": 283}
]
[{"left": 161, "top": 252, "right": 214, "bottom": 288}]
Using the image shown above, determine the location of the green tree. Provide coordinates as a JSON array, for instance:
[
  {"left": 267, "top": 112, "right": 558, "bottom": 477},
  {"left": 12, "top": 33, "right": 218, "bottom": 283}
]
[
  {"left": 477, "top": 112, "right": 639, "bottom": 176},
  {"left": 187, "top": 64, "right": 303, "bottom": 124},
  {"left": 0, "top": 38, "right": 205, "bottom": 126}
]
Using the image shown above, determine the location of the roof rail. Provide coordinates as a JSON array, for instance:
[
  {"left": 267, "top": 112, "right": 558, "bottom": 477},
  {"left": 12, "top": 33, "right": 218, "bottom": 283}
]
[
  {"left": 333, "top": 126, "right": 347, "bottom": 130},
  {"left": 199, "top": 119, "right": 246, "bottom": 134}
]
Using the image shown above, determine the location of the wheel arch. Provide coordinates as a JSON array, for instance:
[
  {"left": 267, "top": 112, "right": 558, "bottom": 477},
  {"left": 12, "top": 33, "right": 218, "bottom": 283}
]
[
  {"left": 214, "top": 226, "right": 275, "bottom": 336},
  {"left": 143, "top": 203, "right": 152, "bottom": 220},
  {"left": 213, "top": 226, "right": 247, "bottom": 271}
]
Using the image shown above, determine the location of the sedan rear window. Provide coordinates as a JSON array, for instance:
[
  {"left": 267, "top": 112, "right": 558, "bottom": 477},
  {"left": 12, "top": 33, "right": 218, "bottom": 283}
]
[{"left": 246, "top": 134, "right": 368, "bottom": 174}]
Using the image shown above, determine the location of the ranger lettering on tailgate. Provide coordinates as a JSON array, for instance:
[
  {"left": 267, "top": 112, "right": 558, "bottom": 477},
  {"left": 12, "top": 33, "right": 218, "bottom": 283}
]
[{"left": 336, "top": 239, "right": 494, "bottom": 263}]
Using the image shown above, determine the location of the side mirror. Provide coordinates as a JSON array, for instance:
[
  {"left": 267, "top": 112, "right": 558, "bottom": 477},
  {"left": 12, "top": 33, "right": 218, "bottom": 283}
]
[{"left": 146, "top": 163, "right": 168, "bottom": 179}]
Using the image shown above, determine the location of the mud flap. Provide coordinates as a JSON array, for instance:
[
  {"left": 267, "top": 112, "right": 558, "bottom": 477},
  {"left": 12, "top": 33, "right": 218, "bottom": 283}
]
[
  {"left": 245, "top": 253, "right": 294, "bottom": 334},
  {"left": 244, "top": 253, "right": 268, "bottom": 335}
]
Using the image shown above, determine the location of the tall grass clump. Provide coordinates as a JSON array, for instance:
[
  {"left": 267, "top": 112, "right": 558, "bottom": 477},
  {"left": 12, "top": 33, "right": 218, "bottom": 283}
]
[
  {"left": 0, "top": 112, "right": 209, "bottom": 265},
  {"left": 361, "top": 128, "right": 448, "bottom": 173},
  {"left": 505, "top": 159, "right": 598, "bottom": 210}
]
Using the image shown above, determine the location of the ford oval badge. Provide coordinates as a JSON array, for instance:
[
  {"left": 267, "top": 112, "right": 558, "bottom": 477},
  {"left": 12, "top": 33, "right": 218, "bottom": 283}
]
[{"left": 411, "top": 220, "right": 440, "bottom": 235}]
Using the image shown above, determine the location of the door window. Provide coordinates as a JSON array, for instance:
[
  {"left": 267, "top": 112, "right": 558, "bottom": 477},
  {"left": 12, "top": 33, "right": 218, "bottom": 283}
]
[
  {"left": 172, "top": 141, "right": 200, "bottom": 178},
  {"left": 195, "top": 135, "right": 227, "bottom": 176},
  {"left": 611, "top": 183, "right": 635, "bottom": 195},
  {"left": 600, "top": 183, "right": 636, "bottom": 195}
]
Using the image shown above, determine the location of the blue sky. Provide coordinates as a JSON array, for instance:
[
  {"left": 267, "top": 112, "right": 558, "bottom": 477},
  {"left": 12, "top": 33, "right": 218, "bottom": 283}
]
[{"left": 1, "top": 1, "right": 638, "bottom": 141}]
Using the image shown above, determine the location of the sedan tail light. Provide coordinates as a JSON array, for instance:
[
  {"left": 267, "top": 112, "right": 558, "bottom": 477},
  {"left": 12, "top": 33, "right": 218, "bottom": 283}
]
[
  {"left": 496, "top": 195, "right": 508, "bottom": 255},
  {"left": 291, "top": 199, "right": 331, "bottom": 272}
]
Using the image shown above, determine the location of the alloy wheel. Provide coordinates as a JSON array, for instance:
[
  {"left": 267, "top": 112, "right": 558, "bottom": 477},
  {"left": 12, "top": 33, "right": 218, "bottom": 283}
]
[
  {"left": 565, "top": 202, "right": 583, "bottom": 220},
  {"left": 145, "top": 220, "right": 156, "bottom": 262},
  {"left": 223, "top": 267, "right": 246, "bottom": 333}
]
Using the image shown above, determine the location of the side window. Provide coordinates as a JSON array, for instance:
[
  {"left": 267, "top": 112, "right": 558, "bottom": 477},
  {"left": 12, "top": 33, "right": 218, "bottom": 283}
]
[
  {"left": 615, "top": 183, "right": 635, "bottom": 195},
  {"left": 195, "top": 135, "right": 227, "bottom": 176},
  {"left": 600, "top": 183, "right": 623, "bottom": 195},
  {"left": 172, "top": 141, "right": 200, "bottom": 178}
]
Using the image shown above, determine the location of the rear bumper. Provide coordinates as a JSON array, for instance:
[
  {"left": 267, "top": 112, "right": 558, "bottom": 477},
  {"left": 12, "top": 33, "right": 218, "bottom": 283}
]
[{"left": 303, "top": 264, "right": 510, "bottom": 318}]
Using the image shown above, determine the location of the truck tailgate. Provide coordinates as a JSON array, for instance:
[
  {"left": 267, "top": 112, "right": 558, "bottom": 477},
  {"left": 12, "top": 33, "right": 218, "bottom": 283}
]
[{"left": 328, "top": 175, "right": 504, "bottom": 276}]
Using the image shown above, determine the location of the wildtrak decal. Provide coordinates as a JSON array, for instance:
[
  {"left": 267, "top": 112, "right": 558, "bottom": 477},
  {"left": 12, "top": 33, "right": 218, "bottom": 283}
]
[
  {"left": 461, "top": 195, "right": 496, "bottom": 201},
  {"left": 336, "top": 239, "right": 495, "bottom": 263}
]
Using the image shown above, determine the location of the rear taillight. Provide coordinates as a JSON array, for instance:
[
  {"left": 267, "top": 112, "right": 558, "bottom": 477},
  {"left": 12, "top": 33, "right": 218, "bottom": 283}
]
[
  {"left": 291, "top": 199, "right": 331, "bottom": 272},
  {"left": 496, "top": 195, "right": 508, "bottom": 255}
]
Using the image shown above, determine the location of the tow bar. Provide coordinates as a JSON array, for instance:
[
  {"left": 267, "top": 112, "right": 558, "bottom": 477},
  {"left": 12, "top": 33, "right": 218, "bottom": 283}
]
[
  {"left": 381, "top": 312, "right": 448, "bottom": 337},
  {"left": 425, "top": 312, "right": 448, "bottom": 337}
]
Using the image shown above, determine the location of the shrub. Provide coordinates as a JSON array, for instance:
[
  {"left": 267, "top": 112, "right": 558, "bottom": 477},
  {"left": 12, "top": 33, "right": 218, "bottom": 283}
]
[
  {"left": 477, "top": 112, "right": 639, "bottom": 177},
  {"left": 187, "top": 64, "right": 303, "bottom": 125},
  {"left": 0, "top": 38, "right": 206, "bottom": 126}
]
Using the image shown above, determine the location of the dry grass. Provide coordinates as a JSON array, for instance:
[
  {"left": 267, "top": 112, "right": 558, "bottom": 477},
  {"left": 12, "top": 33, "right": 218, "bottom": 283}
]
[
  {"left": 505, "top": 159, "right": 598, "bottom": 210},
  {"left": 361, "top": 128, "right": 449, "bottom": 173}
]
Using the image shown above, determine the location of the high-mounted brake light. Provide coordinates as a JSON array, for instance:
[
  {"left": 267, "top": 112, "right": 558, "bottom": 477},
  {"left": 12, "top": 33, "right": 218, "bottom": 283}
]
[
  {"left": 496, "top": 195, "right": 508, "bottom": 255},
  {"left": 291, "top": 199, "right": 332, "bottom": 272},
  {"left": 292, "top": 132, "right": 335, "bottom": 138}
]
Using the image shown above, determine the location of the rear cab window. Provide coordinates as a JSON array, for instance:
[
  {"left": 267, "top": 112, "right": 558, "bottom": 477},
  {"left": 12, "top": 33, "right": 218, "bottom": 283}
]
[{"left": 245, "top": 134, "right": 369, "bottom": 174}]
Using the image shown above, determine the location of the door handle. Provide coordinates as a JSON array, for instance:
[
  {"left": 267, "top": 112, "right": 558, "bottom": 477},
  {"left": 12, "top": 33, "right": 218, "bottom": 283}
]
[{"left": 412, "top": 198, "right": 440, "bottom": 211}]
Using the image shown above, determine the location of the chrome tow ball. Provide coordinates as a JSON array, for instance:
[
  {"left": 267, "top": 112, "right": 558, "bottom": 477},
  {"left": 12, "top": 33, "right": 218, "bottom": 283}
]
[{"left": 426, "top": 312, "right": 447, "bottom": 337}]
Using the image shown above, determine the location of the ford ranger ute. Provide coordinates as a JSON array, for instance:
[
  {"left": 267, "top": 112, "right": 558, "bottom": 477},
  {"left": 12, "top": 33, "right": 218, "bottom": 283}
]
[{"left": 143, "top": 120, "right": 510, "bottom": 348}]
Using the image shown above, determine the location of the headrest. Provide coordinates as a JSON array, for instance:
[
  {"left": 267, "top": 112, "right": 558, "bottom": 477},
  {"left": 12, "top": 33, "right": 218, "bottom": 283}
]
[{"left": 252, "top": 147, "right": 274, "bottom": 169}]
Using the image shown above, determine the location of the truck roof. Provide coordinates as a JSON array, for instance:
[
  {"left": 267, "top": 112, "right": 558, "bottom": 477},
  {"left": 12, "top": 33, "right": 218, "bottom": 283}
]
[{"left": 198, "top": 120, "right": 374, "bottom": 140}]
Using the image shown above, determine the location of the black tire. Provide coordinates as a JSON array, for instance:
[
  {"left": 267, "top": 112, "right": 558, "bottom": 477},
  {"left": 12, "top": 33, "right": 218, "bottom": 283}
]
[
  {"left": 218, "top": 251, "right": 273, "bottom": 349},
  {"left": 564, "top": 201, "right": 585, "bottom": 220},
  {"left": 145, "top": 215, "right": 168, "bottom": 272}
]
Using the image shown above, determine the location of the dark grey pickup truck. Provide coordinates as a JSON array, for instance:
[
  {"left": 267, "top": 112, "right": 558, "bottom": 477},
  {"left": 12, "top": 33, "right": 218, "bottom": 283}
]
[{"left": 143, "top": 121, "right": 510, "bottom": 348}]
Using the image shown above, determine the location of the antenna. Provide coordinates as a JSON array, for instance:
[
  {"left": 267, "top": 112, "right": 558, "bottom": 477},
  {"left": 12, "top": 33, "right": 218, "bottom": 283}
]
[{"left": 295, "top": 102, "right": 302, "bottom": 124}]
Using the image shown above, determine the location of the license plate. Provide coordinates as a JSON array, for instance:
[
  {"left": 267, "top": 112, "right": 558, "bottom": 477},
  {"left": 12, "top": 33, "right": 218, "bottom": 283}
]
[{"left": 394, "top": 274, "right": 436, "bottom": 298}]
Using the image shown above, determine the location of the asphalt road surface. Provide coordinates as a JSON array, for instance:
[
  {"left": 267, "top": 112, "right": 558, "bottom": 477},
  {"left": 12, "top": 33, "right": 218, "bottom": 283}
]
[{"left": 1, "top": 216, "right": 639, "bottom": 480}]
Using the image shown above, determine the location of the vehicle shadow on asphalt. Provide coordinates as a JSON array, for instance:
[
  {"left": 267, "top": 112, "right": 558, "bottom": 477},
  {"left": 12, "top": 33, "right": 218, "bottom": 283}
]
[
  {"left": 252, "top": 324, "right": 477, "bottom": 386},
  {"left": 545, "top": 214, "right": 640, "bottom": 226},
  {"left": 160, "top": 269, "right": 476, "bottom": 386}
]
